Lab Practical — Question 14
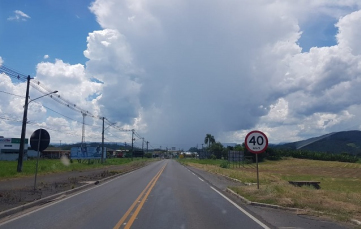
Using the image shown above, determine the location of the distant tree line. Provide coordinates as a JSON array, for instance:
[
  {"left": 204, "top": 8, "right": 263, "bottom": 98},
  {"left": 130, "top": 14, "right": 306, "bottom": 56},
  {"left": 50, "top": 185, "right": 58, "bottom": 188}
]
[
  {"left": 270, "top": 148, "right": 359, "bottom": 163},
  {"left": 195, "top": 134, "right": 360, "bottom": 163}
]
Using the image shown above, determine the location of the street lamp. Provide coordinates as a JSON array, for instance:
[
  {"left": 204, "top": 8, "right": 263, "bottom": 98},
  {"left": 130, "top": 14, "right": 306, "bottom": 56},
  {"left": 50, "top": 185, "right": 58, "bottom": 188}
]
[
  {"left": 28, "top": 91, "right": 58, "bottom": 104},
  {"left": 17, "top": 85, "right": 58, "bottom": 172}
]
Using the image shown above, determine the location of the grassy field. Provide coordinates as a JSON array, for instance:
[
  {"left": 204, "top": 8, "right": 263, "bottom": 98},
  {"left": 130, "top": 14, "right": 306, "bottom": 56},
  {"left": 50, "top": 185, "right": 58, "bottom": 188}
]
[
  {"left": 180, "top": 158, "right": 361, "bottom": 223},
  {"left": 0, "top": 158, "right": 152, "bottom": 180}
]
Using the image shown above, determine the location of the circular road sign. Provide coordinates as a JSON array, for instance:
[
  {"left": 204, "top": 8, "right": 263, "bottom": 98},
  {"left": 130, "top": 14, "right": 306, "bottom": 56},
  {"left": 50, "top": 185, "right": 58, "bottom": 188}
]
[
  {"left": 245, "top": 130, "right": 268, "bottom": 154},
  {"left": 30, "top": 129, "right": 50, "bottom": 152}
]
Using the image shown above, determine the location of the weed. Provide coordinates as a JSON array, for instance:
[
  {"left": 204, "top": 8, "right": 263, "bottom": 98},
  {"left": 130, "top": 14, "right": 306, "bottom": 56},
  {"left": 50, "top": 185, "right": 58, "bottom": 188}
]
[
  {"left": 219, "top": 161, "right": 230, "bottom": 168},
  {"left": 187, "top": 158, "right": 361, "bottom": 222}
]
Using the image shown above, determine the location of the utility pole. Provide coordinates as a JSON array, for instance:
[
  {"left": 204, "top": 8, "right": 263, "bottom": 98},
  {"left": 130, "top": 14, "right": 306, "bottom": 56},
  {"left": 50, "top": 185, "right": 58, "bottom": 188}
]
[
  {"left": 18, "top": 75, "right": 31, "bottom": 172},
  {"left": 131, "top": 129, "right": 134, "bottom": 160},
  {"left": 146, "top": 141, "right": 149, "bottom": 153},
  {"left": 81, "top": 112, "right": 86, "bottom": 148},
  {"left": 101, "top": 117, "right": 105, "bottom": 163},
  {"left": 141, "top": 138, "right": 144, "bottom": 158}
]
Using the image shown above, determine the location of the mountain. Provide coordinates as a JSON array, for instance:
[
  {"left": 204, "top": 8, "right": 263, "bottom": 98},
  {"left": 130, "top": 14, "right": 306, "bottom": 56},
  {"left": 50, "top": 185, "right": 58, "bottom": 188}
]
[{"left": 275, "top": 130, "right": 361, "bottom": 155}]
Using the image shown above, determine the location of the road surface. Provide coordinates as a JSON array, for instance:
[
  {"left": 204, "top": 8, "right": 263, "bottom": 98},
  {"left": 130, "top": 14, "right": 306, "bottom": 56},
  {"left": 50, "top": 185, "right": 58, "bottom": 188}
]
[{"left": 0, "top": 160, "right": 271, "bottom": 229}]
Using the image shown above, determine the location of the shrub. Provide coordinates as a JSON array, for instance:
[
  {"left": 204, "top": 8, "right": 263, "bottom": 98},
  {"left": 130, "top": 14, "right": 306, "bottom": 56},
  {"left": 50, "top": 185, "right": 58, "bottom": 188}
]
[{"left": 219, "top": 161, "right": 230, "bottom": 168}]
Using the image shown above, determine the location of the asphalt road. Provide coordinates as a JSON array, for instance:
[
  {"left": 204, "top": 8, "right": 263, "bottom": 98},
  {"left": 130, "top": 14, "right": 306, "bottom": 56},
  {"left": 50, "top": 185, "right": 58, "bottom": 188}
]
[{"left": 0, "top": 160, "right": 271, "bottom": 229}]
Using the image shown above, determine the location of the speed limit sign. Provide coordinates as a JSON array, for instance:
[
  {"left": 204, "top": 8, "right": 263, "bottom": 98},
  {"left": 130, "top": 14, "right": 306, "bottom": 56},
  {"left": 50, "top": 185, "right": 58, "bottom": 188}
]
[{"left": 245, "top": 130, "right": 268, "bottom": 154}]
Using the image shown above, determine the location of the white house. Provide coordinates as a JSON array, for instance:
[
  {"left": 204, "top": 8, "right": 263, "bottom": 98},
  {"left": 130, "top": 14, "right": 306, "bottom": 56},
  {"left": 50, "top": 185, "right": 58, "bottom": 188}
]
[{"left": 0, "top": 137, "right": 28, "bottom": 161}]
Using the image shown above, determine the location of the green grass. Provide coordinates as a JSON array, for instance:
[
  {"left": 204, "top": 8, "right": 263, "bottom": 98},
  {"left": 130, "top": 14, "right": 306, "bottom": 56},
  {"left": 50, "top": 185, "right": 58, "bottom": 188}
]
[
  {"left": 177, "top": 158, "right": 225, "bottom": 166},
  {"left": 0, "top": 158, "right": 151, "bottom": 180},
  {"left": 184, "top": 157, "right": 361, "bottom": 222}
]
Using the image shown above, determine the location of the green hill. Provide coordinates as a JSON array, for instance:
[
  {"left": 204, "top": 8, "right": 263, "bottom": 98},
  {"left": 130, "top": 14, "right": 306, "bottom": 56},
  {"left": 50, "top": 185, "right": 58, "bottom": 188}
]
[{"left": 276, "top": 130, "right": 361, "bottom": 155}]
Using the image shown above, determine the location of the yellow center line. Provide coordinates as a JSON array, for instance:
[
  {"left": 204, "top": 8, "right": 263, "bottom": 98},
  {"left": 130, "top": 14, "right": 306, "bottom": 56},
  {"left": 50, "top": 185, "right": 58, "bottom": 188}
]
[
  {"left": 113, "top": 163, "right": 167, "bottom": 229},
  {"left": 124, "top": 165, "right": 166, "bottom": 229}
]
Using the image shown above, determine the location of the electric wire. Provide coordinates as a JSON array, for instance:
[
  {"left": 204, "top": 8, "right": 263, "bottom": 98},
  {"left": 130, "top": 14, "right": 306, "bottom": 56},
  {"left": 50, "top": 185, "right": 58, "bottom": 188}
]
[
  {"left": 1, "top": 65, "right": 150, "bottom": 146},
  {"left": 0, "top": 90, "right": 24, "bottom": 98}
]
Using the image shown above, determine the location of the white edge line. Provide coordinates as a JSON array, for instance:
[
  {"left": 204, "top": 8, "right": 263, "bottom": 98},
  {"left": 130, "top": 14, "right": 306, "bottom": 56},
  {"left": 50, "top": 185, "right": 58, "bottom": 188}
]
[
  {"left": 0, "top": 170, "right": 136, "bottom": 227},
  {"left": 192, "top": 173, "right": 195, "bottom": 175},
  {"left": 198, "top": 177, "right": 204, "bottom": 182},
  {"left": 210, "top": 186, "right": 270, "bottom": 229}
]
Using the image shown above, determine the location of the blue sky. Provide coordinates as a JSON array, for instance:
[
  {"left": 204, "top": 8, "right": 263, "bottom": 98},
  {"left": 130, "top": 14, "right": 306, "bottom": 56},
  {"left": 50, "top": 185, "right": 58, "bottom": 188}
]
[
  {"left": 1, "top": 0, "right": 361, "bottom": 149},
  {"left": 298, "top": 16, "right": 338, "bottom": 52},
  {"left": 0, "top": 0, "right": 100, "bottom": 76},
  {"left": 0, "top": 0, "right": 340, "bottom": 75}
]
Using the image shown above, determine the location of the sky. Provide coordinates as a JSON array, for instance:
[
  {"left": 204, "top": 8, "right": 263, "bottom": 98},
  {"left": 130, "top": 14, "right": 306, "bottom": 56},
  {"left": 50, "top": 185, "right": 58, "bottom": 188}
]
[{"left": 1, "top": 0, "right": 361, "bottom": 150}]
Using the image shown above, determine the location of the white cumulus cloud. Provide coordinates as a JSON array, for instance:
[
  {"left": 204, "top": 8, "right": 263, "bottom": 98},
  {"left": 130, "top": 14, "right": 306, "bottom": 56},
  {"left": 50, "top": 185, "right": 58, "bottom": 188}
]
[
  {"left": 2, "top": 1, "right": 361, "bottom": 148},
  {"left": 7, "top": 10, "right": 31, "bottom": 21}
]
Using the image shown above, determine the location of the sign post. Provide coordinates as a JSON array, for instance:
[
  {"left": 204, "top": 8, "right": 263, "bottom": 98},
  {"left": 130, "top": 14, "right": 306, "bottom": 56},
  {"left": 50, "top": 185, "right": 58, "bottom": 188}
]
[
  {"left": 30, "top": 129, "right": 50, "bottom": 191},
  {"left": 245, "top": 130, "right": 268, "bottom": 189}
]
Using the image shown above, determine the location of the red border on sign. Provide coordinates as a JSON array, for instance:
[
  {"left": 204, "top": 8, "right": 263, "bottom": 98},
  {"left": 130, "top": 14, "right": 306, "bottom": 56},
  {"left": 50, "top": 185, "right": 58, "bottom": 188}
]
[{"left": 245, "top": 130, "right": 268, "bottom": 154}]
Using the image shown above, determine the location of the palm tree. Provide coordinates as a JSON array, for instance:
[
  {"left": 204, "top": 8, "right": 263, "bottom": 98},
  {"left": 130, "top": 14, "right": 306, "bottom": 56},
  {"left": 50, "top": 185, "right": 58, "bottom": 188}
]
[{"left": 204, "top": 134, "right": 215, "bottom": 148}]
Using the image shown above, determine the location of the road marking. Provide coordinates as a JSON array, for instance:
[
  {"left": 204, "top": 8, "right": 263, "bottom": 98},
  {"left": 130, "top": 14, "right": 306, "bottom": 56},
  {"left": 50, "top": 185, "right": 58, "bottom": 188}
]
[
  {"left": 210, "top": 186, "right": 270, "bottom": 229},
  {"left": 0, "top": 162, "right": 165, "bottom": 227},
  {"left": 198, "top": 177, "right": 204, "bottom": 182},
  {"left": 113, "top": 164, "right": 167, "bottom": 229},
  {"left": 192, "top": 172, "right": 195, "bottom": 175}
]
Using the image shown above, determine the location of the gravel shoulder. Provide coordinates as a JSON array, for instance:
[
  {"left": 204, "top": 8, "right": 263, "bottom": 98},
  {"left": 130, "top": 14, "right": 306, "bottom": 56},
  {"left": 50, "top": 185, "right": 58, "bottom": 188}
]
[
  {"left": 0, "top": 161, "right": 151, "bottom": 213},
  {"left": 0, "top": 160, "right": 355, "bottom": 228},
  {"left": 184, "top": 164, "right": 354, "bottom": 229}
]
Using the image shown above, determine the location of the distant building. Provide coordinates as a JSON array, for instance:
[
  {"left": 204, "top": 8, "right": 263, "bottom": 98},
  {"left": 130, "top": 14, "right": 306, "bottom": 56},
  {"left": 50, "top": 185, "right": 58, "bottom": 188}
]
[
  {"left": 0, "top": 137, "right": 28, "bottom": 161},
  {"left": 221, "top": 143, "right": 237, "bottom": 148},
  {"left": 41, "top": 148, "right": 70, "bottom": 159}
]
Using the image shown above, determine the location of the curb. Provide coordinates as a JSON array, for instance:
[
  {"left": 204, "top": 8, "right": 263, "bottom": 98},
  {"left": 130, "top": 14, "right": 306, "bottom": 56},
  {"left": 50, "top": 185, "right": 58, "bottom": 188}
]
[
  {"left": 0, "top": 165, "right": 145, "bottom": 219},
  {"left": 213, "top": 172, "right": 256, "bottom": 186},
  {"left": 226, "top": 188, "right": 361, "bottom": 226},
  {"left": 226, "top": 188, "right": 300, "bottom": 212}
]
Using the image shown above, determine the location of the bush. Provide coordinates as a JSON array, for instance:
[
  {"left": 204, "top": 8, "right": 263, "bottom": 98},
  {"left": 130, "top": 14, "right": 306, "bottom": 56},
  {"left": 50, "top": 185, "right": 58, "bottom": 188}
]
[
  {"left": 144, "top": 153, "right": 152, "bottom": 158},
  {"left": 219, "top": 161, "right": 230, "bottom": 168},
  {"left": 273, "top": 148, "right": 360, "bottom": 163}
]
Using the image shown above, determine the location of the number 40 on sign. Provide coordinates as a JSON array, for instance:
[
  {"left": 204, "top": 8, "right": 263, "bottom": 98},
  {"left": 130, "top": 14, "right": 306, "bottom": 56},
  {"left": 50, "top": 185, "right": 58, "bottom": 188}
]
[
  {"left": 245, "top": 130, "right": 268, "bottom": 154},
  {"left": 245, "top": 130, "right": 268, "bottom": 190}
]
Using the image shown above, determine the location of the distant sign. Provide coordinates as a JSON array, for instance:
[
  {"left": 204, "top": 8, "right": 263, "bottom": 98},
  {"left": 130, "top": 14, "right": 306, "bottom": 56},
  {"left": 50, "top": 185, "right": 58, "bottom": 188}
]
[
  {"left": 11, "top": 138, "right": 28, "bottom": 144},
  {"left": 0, "top": 138, "right": 11, "bottom": 143},
  {"left": 228, "top": 151, "right": 244, "bottom": 162},
  {"left": 245, "top": 130, "right": 268, "bottom": 154},
  {"left": 0, "top": 138, "right": 28, "bottom": 144},
  {"left": 70, "top": 146, "right": 106, "bottom": 159}
]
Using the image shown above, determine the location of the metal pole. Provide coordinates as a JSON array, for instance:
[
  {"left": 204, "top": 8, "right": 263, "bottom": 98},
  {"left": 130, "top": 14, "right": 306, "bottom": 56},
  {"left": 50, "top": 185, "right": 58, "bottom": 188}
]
[
  {"left": 131, "top": 129, "right": 134, "bottom": 160},
  {"left": 142, "top": 138, "right": 144, "bottom": 158},
  {"left": 256, "top": 154, "right": 259, "bottom": 189},
  {"left": 18, "top": 75, "right": 31, "bottom": 172},
  {"left": 34, "top": 130, "right": 42, "bottom": 191},
  {"left": 101, "top": 117, "right": 105, "bottom": 163}
]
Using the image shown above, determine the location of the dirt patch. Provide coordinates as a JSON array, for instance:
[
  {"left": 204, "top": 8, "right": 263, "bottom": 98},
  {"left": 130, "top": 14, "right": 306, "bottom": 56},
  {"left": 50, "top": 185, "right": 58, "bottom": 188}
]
[{"left": 0, "top": 161, "right": 150, "bottom": 213}]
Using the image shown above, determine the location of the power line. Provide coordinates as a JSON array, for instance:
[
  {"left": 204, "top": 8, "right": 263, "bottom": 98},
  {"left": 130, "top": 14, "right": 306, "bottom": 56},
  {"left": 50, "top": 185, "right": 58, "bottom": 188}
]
[
  {"left": 0, "top": 65, "right": 27, "bottom": 82},
  {"left": 27, "top": 122, "right": 101, "bottom": 140},
  {"left": 0, "top": 90, "right": 24, "bottom": 98},
  {"left": 0, "top": 115, "right": 23, "bottom": 123},
  {"left": 1, "top": 64, "right": 146, "bottom": 145},
  {"left": 34, "top": 102, "right": 94, "bottom": 126}
]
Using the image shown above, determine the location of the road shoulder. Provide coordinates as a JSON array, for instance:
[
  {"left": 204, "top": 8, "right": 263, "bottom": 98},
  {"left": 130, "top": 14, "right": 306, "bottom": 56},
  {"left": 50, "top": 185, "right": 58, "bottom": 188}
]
[{"left": 184, "top": 163, "right": 354, "bottom": 229}]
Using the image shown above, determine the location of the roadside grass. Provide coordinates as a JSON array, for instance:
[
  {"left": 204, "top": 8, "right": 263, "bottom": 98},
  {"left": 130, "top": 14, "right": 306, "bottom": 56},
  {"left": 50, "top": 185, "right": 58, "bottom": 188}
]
[
  {"left": 0, "top": 158, "right": 152, "bottom": 180},
  {"left": 180, "top": 157, "right": 361, "bottom": 223}
]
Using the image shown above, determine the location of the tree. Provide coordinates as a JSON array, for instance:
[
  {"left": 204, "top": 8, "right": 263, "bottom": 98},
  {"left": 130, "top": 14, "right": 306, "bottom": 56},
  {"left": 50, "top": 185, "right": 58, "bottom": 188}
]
[
  {"left": 204, "top": 134, "right": 215, "bottom": 148},
  {"left": 188, "top": 147, "right": 199, "bottom": 153},
  {"left": 209, "top": 142, "right": 225, "bottom": 159}
]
